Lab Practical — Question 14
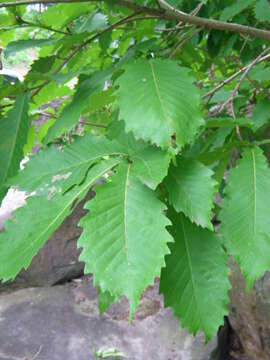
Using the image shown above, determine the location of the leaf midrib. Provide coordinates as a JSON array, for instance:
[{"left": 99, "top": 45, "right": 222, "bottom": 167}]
[
  {"left": 180, "top": 215, "right": 204, "bottom": 329},
  {"left": 124, "top": 163, "right": 131, "bottom": 288},
  {"left": 149, "top": 61, "right": 171, "bottom": 139},
  {"left": 251, "top": 148, "right": 257, "bottom": 238}
]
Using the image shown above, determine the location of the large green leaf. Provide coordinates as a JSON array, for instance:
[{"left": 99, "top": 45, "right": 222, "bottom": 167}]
[
  {"left": 12, "top": 133, "right": 124, "bottom": 194},
  {"left": 160, "top": 210, "right": 230, "bottom": 341},
  {"left": 116, "top": 59, "right": 203, "bottom": 149},
  {"left": 0, "top": 93, "right": 29, "bottom": 203},
  {"left": 219, "top": 147, "right": 270, "bottom": 288},
  {"left": 0, "top": 159, "right": 119, "bottom": 282},
  {"left": 165, "top": 158, "right": 217, "bottom": 230},
  {"left": 78, "top": 162, "right": 172, "bottom": 316}
]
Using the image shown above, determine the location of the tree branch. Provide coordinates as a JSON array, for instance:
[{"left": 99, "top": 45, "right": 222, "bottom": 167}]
[
  {"left": 1, "top": 0, "right": 270, "bottom": 42},
  {"left": 203, "top": 53, "right": 270, "bottom": 100}
]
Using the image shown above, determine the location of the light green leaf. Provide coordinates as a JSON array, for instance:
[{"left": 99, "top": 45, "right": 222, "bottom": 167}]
[
  {"left": 23, "top": 125, "right": 36, "bottom": 156},
  {"left": 98, "top": 288, "right": 118, "bottom": 315},
  {"left": 12, "top": 133, "right": 125, "bottom": 194},
  {"left": 160, "top": 210, "right": 230, "bottom": 341},
  {"left": 165, "top": 158, "right": 217, "bottom": 230},
  {"left": 220, "top": 0, "right": 255, "bottom": 21},
  {"left": 254, "top": 0, "right": 270, "bottom": 22},
  {"left": 0, "top": 160, "right": 119, "bottom": 282},
  {"left": 206, "top": 117, "right": 252, "bottom": 129},
  {"left": 219, "top": 147, "right": 270, "bottom": 288},
  {"left": 249, "top": 100, "right": 270, "bottom": 130},
  {"left": 0, "top": 93, "right": 29, "bottom": 203},
  {"left": 116, "top": 59, "right": 203, "bottom": 149},
  {"left": 44, "top": 69, "right": 112, "bottom": 143},
  {"left": 5, "top": 38, "right": 59, "bottom": 56},
  {"left": 78, "top": 162, "right": 172, "bottom": 316},
  {"left": 41, "top": 3, "right": 95, "bottom": 28},
  {"left": 75, "top": 13, "right": 107, "bottom": 34}
]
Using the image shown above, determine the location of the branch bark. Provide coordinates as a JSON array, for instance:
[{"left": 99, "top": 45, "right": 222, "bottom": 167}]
[{"left": 1, "top": 0, "right": 270, "bottom": 42}]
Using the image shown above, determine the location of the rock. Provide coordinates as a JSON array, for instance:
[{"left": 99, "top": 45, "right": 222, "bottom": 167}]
[
  {"left": 0, "top": 189, "right": 95, "bottom": 288},
  {"left": 0, "top": 277, "right": 217, "bottom": 360},
  {"left": 228, "top": 261, "right": 270, "bottom": 360}
]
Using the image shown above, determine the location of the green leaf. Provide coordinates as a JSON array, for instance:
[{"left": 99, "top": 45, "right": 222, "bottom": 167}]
[
  {"left": 254, "top": 0, "right": 270, "bottom": 22},
  {"left": 206, "top": 117, "right": 252, "bottom": 129},
  {"left": 160, "top": 210, "right": 230, "bottom": 341},
  {"left": 219, "top": 147, "right": 270, "bottom": 288},
  {"left": 5, "top": 38, "right": 59, "bottom": 56},
  {"left": 249, "top": 100, "right": 270, "bottom": 130},
  {"left": 116, "top": 59, "right": 203, "bottom": 149},
  {"left": 41, "top": 3, "right": 95, "bottom": 28},
  {"left": 249, "top": 64, "right": 270, "bottom": 82},
  {"left": 0, "top": 160, "right": 119, "bottom": 282},
  {"left": 165, "top": 158, "right": 217, "bottom": 230},
  {"left": 44, "top": 69, "right": 112, "bottom": 143},
  {"left": 108, "top": 121, "right": 171, "bottom": 189},
  {"left": 23, "top": 125, "right": 36, "bottom": 156},
  {"left": 12, "top": 133, "right": 125, "bottom": 194},
  {"left": 98, "top": 288, "right": 118, "bottom": 315},
  {"left": 0, "top": 93, "right": 29, "bottom": 203},
  {"left": 75, "top": 13, "right": 107, "bottom": 34},
  {"left": 78, "top": 162, "right": 172, "bottom": 317},
  {"left": 220, "top": 0, "right": 255, "bottom": 21}
]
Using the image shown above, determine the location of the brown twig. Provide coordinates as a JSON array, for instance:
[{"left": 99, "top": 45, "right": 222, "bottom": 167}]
[
  {"left": 217, "top": 47, "right": 270, "bottom": 117},
  {"left": 203, "top": 53, "right": 270, "bottom": 101}
]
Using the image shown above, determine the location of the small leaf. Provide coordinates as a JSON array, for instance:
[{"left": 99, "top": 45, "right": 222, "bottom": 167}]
[
  {"left": 0, "top": 93, "right": 29, "bottom": 203},
  {"left": 254, "top": 0, "right": 270, "bottom": 22},
  {"left": 108, "top": 121, "right": 171, "bottom": 189},
  {"left": 220, "top": 0, "right": 255, "bottom": 21},
  {"left": 160, "top": 210, "right": 230, "bottom": 341},
  {"left": 249, "top": 100, "right": 270, "bottom": 130},
  {"left": 98, "top": 288, "right": 118, "bottom": 315},
  {"left": 165, "top": 158, "right": 217, "bottom": 230},
  {"left": 44, "top": 69, "right": 113, "bottom": 143},
  {"left": 5, "top": 38, "right": 59, "bottom": 56},
  {"left": 75, "top": 13, "right": 107, "bottom": 33}
]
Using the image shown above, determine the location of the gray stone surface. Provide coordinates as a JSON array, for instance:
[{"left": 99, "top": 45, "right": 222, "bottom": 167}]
[
  {"left": 0, "top": 277, "right": 217, "bottom": 360},
  {"left": 229, "top": 261, "right": 270, "bottom": 360}
]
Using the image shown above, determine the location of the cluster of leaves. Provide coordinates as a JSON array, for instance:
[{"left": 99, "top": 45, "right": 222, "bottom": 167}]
[{"left": 1, "top": 0, "right": 270, "bottom": 340}]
